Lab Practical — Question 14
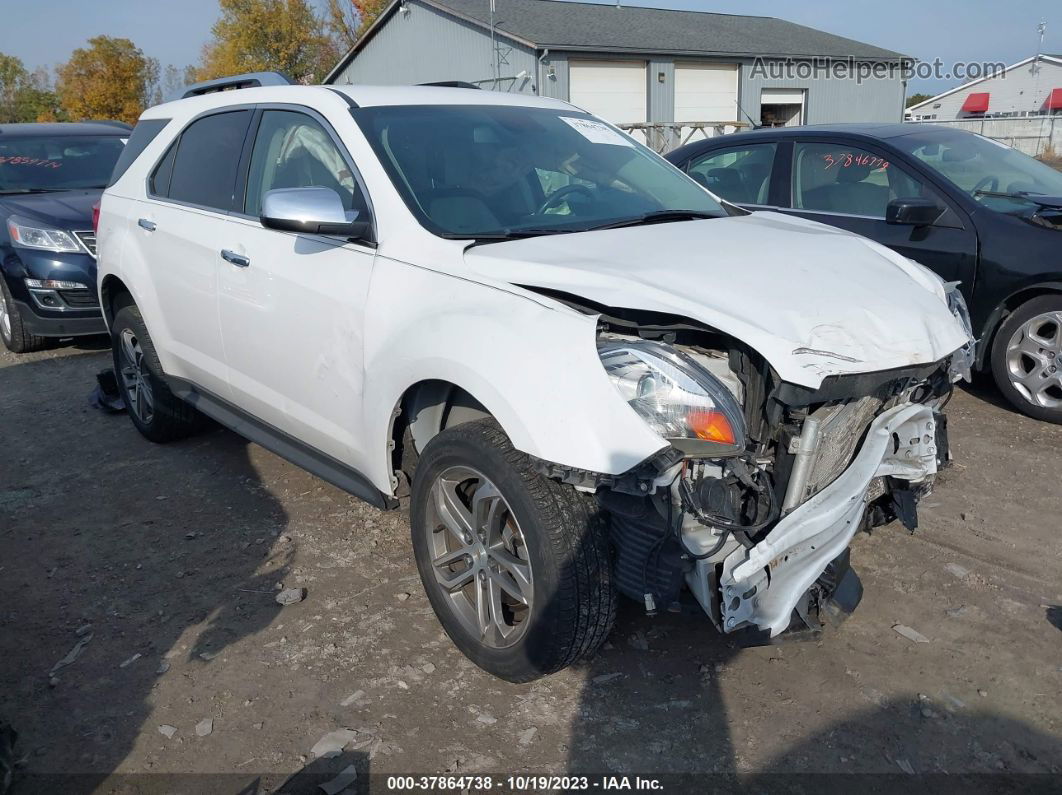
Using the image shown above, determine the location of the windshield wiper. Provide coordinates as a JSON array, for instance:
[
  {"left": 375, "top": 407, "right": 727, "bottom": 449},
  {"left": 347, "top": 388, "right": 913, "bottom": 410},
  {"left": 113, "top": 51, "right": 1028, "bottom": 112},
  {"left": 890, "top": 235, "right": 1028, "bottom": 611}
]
[
  {"left": 580, "top": 209, "right": 721, "bottom": 232},
  {"left": 0, "top": 188, "right": 63, "bottom": 195},
  {"left": 975, "top": 190, "right": 1062, "bottom": 209},
  {"left": 442, "top": 227, "right": 584, "bottom": 245}
]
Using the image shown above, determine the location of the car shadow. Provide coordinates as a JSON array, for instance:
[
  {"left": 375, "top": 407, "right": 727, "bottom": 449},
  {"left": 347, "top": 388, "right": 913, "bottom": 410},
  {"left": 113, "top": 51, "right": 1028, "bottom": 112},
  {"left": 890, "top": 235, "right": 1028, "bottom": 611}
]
[
  {"left": 0, "top": 351, "right": 298, "bottom": 791},
  {"left": 558, "top": 530, "right": 1062, "bottom": 787}
]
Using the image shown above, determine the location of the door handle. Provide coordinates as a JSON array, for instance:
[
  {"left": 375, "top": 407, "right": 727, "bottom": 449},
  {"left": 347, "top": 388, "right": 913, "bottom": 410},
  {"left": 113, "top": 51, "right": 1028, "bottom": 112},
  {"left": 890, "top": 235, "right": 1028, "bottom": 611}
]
[
  {"left": 220, "top": 249, "right": 250, "bottom": 268},
  {"left": 137, "top": 218, "right": 156, "bottom": 232}
]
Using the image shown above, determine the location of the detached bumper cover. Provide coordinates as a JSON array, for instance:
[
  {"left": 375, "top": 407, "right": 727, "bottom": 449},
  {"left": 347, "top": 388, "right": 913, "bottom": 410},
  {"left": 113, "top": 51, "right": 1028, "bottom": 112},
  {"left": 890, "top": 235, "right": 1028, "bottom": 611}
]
[{"left": 719, "top": 402, "right": 940, "bottom": 637}]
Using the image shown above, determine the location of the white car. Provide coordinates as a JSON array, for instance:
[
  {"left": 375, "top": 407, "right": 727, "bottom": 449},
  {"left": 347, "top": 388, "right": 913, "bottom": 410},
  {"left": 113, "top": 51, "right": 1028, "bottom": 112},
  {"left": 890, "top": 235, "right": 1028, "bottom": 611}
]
[{"left": 97, "top": 74, "right": 975, "bottom": 682}]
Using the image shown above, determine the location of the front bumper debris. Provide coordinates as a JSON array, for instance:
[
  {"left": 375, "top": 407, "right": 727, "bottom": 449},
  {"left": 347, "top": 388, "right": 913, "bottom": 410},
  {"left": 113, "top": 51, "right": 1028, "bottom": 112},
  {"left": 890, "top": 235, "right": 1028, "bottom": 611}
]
[{"left": 714, "top": 402, "right": 941, "bottom": 637}]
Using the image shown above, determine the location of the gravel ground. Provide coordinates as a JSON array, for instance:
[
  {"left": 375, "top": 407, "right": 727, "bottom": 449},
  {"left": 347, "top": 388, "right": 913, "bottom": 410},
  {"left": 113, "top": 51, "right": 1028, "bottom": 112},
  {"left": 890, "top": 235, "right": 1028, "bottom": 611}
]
[{"left": 1, "top": 339, "right": 1060, "bottom": 792}]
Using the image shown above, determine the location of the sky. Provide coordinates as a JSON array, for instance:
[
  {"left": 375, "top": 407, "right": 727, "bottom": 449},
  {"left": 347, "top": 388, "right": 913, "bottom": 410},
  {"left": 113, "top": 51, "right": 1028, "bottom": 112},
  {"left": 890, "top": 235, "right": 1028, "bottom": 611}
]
[{"left": 3, "top": 0, "right": 1060, "bottom": 96}]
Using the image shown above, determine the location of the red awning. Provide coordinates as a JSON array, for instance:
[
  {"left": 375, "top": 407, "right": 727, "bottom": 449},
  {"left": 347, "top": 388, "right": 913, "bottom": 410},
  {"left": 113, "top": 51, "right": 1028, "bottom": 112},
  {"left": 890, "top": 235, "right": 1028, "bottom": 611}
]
[
  {"left": 1048, "top": 88, "right": 1062, "bottom": 110},
  {"left": 961, "top": 92, "right": 990, "bottom": 113}
]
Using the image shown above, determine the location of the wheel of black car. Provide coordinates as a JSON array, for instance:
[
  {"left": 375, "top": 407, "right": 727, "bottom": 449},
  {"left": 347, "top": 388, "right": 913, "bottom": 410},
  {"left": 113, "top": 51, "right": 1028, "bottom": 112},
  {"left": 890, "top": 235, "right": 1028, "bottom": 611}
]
[
  {"left": 0, "top": 277, "right": 49, "bottom": 354},
  {"left": 111, "top": 304, "right": 204, "bottom": 442},
  {"left": 991, "top": 295, "right": 1062, "bottom": 424},
  {"left": 410, "top": 418, "right": 616, "bottom": 682}
]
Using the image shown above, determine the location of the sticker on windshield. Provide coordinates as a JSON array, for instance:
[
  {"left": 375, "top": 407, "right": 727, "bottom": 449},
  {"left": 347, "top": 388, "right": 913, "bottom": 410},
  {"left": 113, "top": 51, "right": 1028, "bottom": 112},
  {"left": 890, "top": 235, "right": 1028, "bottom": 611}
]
[{"left": 560, "top": 117, "right": 633, "bottom": 147}]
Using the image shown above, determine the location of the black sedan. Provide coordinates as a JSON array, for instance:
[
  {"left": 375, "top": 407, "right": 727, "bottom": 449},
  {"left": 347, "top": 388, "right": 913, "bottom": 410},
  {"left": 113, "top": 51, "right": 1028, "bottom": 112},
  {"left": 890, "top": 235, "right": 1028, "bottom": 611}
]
[
  {"left": 0, "top": 122, "right": 130, "bottom": 353},
  {"left": 666, "top": 124, "right": 1062, "bottom": 424}
]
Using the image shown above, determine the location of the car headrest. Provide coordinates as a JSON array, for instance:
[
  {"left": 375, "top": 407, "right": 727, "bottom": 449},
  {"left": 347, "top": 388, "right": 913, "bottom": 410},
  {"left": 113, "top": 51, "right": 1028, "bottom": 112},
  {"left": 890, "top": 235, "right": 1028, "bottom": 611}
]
[{"left": 836, "top": 163, "right": 872, "bottom": 183}]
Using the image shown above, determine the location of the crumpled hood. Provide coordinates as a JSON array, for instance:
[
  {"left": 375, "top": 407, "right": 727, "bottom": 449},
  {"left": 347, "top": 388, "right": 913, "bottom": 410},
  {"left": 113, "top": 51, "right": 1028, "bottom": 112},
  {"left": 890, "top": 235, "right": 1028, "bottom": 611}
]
[
  {"left": 1, "top": 189, "right": 100, "bottom": 228},
  {"left": 462, "top": 211, "right": 970, "bottom": 388}
]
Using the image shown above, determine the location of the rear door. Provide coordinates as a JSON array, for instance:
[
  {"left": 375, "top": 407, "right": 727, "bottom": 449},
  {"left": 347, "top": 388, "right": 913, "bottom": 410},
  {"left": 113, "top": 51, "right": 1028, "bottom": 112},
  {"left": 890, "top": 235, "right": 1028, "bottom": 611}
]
[
  {"left": 133, "top": 109, "right": 253, "bottom": 397},
  {"left": 217, "top": 106, "right": 377, "bottom": 472},
  {"left": 780, "top": 137, "right": 978, "bottom": 287}
]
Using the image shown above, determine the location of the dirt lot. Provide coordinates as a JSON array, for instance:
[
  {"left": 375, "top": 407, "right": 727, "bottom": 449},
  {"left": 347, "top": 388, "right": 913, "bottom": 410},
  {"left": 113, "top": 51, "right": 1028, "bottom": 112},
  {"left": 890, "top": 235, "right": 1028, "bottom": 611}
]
[{"left": 1, "top": 339, "right": 1060, "bottom": 792}]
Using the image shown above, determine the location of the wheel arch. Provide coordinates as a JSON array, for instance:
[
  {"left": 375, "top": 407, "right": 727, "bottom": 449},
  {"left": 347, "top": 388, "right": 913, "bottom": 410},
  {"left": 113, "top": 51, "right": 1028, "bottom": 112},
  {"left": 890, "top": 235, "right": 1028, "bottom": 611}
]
[
  {"left": 100, "top": 274, "right": 134, "bottom": 329},
  {"left": 386, "top": 378, "right": 497, "bottom": 489},
  {"left": 977, "top": 280, "right": 1062, "bottom": 370}
]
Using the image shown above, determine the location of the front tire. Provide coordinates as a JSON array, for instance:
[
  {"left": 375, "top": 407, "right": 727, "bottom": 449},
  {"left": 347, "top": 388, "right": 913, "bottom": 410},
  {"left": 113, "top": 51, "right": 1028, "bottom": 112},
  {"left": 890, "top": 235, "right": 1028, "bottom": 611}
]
[
  {"left": 410, "top": 419, "right": 616, "bottom": 682},
  {"left": 111, "top": 304, "right": 204, "bottom": 442},
  {"left": 990, "top": 295, "right": 1062, "bottom": 424},
  {"left": 0, "top": 278, "right": 49, "bottom": 354}
]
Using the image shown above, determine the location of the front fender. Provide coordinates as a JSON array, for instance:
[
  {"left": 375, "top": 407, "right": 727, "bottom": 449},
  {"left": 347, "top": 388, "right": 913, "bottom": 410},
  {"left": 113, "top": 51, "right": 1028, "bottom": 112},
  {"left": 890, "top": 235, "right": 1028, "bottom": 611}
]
[{"left": 361, "top": 258, "right": 667, "bottom": 493}]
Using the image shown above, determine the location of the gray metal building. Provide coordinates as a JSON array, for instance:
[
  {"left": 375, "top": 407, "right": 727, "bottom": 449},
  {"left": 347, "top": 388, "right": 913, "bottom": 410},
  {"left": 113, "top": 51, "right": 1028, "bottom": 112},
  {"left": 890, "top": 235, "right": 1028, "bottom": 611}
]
[{"left": 325, "top": 0, "right": 911, "bottom": 134}]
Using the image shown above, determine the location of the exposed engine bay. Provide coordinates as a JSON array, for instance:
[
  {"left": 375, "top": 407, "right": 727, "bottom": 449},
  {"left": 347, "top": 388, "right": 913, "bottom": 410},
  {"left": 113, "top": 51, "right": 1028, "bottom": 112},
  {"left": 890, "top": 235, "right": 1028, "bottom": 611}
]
[{"left": 533, "top": 297, "right": 967, "bottom": 642}]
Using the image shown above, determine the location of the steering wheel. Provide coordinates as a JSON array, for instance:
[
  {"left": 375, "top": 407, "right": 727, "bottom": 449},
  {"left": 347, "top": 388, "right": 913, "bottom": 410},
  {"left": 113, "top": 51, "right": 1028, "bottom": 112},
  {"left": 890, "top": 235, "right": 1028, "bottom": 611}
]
[
  {"left": 538, "top": 184, "right": 594, "bottom": 215},
  {"left": 972, "top": 175, "right": 998, "bottom": 195}
]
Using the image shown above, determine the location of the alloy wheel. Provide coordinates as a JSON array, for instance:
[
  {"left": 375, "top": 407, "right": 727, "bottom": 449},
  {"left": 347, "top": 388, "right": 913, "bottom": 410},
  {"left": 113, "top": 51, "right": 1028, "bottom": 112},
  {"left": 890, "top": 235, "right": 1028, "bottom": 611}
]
[
  {"left": 424, "top": 465, "right": 533, "bottom": 648},
  {"left": 118, "top": 328, "right": 155, "bottom": 423},
  {"left": 1006, "top": 311, "right": 1062, "bottom": 409}
]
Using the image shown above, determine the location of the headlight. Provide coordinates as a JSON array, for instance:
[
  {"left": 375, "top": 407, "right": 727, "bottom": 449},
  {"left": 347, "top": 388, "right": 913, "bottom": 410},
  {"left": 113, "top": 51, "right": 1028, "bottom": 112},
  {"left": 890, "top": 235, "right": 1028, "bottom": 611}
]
[
  {"left": 7, "top": 217, "right": 82, "bottom": 253},
  {"left": 597, "top": 338, "right": 746, "bottom": 455}
]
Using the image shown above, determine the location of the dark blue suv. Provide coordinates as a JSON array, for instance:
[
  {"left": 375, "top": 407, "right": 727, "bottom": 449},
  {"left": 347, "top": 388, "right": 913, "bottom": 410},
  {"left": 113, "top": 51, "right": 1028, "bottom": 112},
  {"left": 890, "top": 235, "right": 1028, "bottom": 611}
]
[{"left": 0, "top": 122, "right": 130, "bottom": 352}]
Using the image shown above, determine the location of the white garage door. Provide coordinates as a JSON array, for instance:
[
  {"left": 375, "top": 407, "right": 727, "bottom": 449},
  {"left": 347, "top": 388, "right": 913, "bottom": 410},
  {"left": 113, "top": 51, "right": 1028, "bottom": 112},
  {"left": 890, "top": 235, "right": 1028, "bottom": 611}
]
[
  {"left": 674, "top": 63, "right": 739, "bottom": 122},
  {"left": 569, "top": 60, "right": 647, "bottom": 125}
]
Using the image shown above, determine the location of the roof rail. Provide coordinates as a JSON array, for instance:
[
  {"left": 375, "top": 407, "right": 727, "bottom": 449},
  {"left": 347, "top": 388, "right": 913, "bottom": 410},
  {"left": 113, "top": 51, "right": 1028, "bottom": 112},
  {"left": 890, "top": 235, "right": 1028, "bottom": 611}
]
[
  {"left": 181, "top": 71, "right": 294, "bottom": 99},
  {"left": 86, "top": 120, "right": 134, "bottom": 130},
  {"left": 417, "top": 81, "right": 481, "bottom": 90}
]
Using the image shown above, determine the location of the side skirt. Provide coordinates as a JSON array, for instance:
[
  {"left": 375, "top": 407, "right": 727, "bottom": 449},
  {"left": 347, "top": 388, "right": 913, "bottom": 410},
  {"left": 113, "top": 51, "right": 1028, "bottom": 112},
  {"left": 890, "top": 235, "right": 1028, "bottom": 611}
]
[{"left": 165, "top": 376, "right": 399, "bottom": 511}]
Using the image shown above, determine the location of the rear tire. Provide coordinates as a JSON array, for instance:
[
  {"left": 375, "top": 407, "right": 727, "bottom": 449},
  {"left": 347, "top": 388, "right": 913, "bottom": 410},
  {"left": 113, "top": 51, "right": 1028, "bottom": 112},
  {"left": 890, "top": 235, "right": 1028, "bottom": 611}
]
[
  {"left": 111, "top": 304, "right": 204, "bottom": 442},
  {"left": 410, "top": 419, "right": 616, "bottom": 682},
  {"left": 0, "top": 278, "right": 50, "bottom": 354},
  {"left": 990, "top": 295, "right": 1062, "bottom": 424}
]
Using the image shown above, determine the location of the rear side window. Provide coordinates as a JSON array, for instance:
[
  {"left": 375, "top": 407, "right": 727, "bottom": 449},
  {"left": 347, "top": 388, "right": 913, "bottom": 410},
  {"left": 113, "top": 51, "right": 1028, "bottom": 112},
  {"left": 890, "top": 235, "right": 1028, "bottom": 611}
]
[
  {"left": 687, "top": 143, "right": 777, "bottom": 205},
  {"left": 108, "top": 118, "right": 169, "bottom": 187},
  {"left": 150, "top": 142, "right": 177, "bottom": 197},
  {"left": 165, "top": 110, "right": 252, "bottom": 211}
]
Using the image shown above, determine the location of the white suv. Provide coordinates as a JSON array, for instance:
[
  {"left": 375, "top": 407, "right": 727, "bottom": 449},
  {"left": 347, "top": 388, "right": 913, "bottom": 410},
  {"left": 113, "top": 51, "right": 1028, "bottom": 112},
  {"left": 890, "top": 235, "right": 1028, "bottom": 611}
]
[{"left": 98, "top": 75, "right": 975, "bottom": 681}]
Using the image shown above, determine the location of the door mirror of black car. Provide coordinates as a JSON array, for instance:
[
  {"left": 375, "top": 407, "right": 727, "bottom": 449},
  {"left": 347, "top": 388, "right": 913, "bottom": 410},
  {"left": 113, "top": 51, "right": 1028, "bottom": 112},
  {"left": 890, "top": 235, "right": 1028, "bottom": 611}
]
[
  {"left": 260, "top": 187, "right": 375, "bottom": 244},
  {"left": 886, "top": 197, "right": 945, "bottom": 227}
]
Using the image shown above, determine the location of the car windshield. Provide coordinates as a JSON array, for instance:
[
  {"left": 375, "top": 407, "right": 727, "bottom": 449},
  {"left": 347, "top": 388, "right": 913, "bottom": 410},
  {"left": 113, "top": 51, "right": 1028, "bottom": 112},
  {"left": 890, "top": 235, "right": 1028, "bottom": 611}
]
[
  {"left": 895, "top": 129, "right": 1062, "bottom": 215},
  {"left": 0, "top": 134, "right": 127, "bottom": 193},
  {"left": 354, "top": 104, "right": 725, "bottom": 238}
]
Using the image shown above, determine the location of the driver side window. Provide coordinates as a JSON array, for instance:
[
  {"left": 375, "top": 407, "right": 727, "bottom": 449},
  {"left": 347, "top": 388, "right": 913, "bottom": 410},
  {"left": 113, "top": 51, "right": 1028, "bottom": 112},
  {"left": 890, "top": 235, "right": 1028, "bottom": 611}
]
[{"left": 244, "top": 110, "right": 366, "bottom": 218}]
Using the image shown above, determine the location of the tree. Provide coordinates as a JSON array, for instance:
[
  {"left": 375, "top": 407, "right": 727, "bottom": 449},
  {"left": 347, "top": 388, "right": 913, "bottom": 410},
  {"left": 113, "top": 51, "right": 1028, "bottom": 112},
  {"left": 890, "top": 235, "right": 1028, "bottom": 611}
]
[
  {"left": 906, "top": 93, "right": 933, "bottom": 108},
  {"left": 198, "top": 0, "right": 337, "bottom": 84},
  {"left": 326, "top": 0, "right": 389, "bottom": 51},
  {"left": 0, "top": 54, "right": 63, "bottom": 122},
  {"left": 56, "top": 36, "right": 158, "bottom": 124},
  {"left": 161, "top": 64, "right": 197, "bottom": 103}
]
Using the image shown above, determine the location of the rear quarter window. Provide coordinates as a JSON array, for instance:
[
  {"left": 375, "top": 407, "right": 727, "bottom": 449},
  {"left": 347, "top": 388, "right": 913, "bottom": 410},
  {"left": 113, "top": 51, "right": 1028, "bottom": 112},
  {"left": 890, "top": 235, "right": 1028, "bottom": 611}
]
[{"left": 107, "top": 118, "right": 170, "bottom": 187}]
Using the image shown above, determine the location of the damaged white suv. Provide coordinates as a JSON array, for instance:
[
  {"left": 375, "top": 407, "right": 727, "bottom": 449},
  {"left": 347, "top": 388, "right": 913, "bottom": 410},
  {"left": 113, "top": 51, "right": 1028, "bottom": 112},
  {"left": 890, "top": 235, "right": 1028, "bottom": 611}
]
[{"left": 98, "top": 76, "right": 975, "bottom": 681}]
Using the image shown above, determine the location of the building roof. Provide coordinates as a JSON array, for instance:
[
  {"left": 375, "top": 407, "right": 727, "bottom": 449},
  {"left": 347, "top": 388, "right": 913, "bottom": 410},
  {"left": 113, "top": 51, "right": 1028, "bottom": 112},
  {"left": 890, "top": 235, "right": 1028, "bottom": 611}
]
[
  {"left": 907, "top": 53, "right": 1062, "bottom": 112},
  {"left": 328, "top": 0, "right": 906, "bottom": 81}
]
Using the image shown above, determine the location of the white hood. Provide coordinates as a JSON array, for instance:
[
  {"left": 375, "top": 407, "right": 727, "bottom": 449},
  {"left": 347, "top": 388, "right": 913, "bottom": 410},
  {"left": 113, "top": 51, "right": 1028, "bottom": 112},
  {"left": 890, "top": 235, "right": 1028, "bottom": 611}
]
[{"left": 462, "top": 211, "right": 969, "bottom": 389}]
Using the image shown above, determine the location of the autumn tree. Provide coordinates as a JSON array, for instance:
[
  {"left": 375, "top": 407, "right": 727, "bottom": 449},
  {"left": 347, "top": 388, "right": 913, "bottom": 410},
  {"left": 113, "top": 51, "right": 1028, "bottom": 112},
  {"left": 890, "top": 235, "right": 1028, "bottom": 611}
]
[
  {"left": 198, "top": 0, "right": 337, "bottom": 84},
  {"left": 905, "top": 93, "right": 933, "bottom": 108},
  {"left": 56, "top": 36, "right": 158, "bottom": 124},
  {"left": 325, "top": 0, "right": 389, "bottom": 51},
  {"left": 160, "top": 64, "right": 198, "bottom": 102},
  {"left": 0, "top": 53, "right": 63, "bottom": 122}
]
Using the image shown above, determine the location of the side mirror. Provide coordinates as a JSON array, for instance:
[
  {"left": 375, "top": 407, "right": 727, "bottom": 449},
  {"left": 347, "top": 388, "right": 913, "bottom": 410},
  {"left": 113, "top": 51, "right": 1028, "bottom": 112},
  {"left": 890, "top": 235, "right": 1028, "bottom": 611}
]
[
  {"left": 260, "top": 187, "right": 375, "bottom": 243},
  {"left": 886, "top": 197, "right": 944, "bottom": 227}
]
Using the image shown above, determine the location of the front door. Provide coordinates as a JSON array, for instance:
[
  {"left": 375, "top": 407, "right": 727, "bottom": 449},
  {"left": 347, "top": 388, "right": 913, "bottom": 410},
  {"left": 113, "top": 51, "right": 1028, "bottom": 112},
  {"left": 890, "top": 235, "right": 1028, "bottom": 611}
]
[
  {"left": 218, "top": 107, "right": 377, "bottom": 472},
  {"left": 781, "top": 139, "right": 978, "bottom": 293}
]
